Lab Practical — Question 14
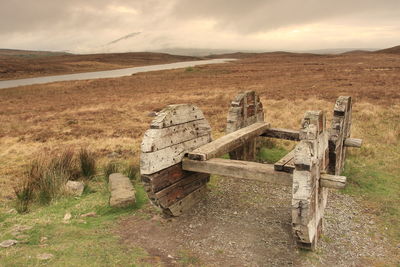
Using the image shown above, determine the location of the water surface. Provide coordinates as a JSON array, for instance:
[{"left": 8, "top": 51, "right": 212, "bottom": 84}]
[{"left": 0, "top": 58, "right": 236, "bottom": 90}]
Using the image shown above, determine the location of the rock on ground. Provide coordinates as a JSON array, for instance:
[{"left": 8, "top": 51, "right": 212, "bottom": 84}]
[
  {"left": 0, "top": 240, "right": 18, "bottom": 248},
  {"left": 109, "top": 173, "right": 135, "bottom": 208},
  {"left": 65, "top": 181, "right": 84, "bottom": 196},
  {"left": 36, "top": 253, "right": 54, "bottom": 260}
]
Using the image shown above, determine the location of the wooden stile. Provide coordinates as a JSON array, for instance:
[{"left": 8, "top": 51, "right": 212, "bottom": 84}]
[{"left": 138, "top": 91, "right": 360, "bottom": 251}]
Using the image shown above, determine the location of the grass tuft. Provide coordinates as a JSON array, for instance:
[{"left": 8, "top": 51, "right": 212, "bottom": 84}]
[
  {"left": 103, "top": 161, "right": 121, "bottom": 183},
  {"left": 123, "top": 163, "right": 139, "bottom": 181},
  {"left": 79, "top": 148, "right": 96, "bottom": 180},
  {"left": 13, "top": 178, "right": 34, "bottom": 213},
  {"left": 13, "top": 148, "right": 98, "bottom": 212}
]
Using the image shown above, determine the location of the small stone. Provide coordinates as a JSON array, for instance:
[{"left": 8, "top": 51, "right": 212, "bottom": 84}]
[
  {"left": 63, "top": 212, "right": 72, "bottom": 221},
  {"left": 233, "top": 211, "right": 238, "bottom": 215},
  {"left": 37, "top": 253, "right": 54, "bottom": 260},
  {"left": 65, "top": 181, "right": 84, "bottom": 196},
  {"left": 147, "top": 111, "right": 158, "bottom": 117},
  {"left": 81, "top": 212, "right": 96, "bottom": 218},
  {"left": 167, "top": 254, "right": 174, "bottom": 259},
  {"left": 40, "top": 237, "right": 48, "bottom": 243},
  {"left": 0, "top": 240, "right": 18, "bottom": 248}
]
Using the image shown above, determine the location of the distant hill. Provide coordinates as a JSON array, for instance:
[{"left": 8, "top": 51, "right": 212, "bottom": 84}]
[
  {"left": 376, "top": 45, "right": 400, "bottom": 54},
  {"left": 341, "top": 50, "right": 372, "bottom": 55},
  {"left": 0, "top": 49, "right": 69, "bottom": 58}
]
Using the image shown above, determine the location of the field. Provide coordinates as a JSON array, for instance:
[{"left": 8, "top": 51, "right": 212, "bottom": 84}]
[
  {"left": 0, "top": 50, "right": 199, "bottom": 80},
  {"left": 0, "top": 51, "right": 399, "bottom": 266}
]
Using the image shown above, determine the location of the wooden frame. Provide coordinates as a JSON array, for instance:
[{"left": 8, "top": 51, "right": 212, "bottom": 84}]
[{"left": 139, "top": 91, "right": 362, "bottom": 251}]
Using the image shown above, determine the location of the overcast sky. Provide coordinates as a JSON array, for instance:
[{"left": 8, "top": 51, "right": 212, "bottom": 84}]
[{"left": 1, "top": 0, "right": 400, "bottom": 53}]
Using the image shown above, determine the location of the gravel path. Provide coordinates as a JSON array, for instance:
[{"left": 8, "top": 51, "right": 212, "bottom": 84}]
[{"left": 117, "top": 175, "right": 396, "bottom": 266}]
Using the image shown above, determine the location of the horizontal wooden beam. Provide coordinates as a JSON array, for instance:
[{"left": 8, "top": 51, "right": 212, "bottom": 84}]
[
  {"left": 182, "top": 158, "right": 346, "bottom": 189},
  {"left": 261, "top": 127, "right": 300, "bottom": 141},
  {"left": 261, "top": 128, "right": 362, "bottom": 149},
  {"left": 183, "top": 157, "right": 292, "bottom": 185},
  {"left": 188, "top": 122, "right": 270, "bottom": 161},
  {"left": 320, "top": 173, "right": 346, "bottom": 189},
  {"left": 344, "top": 138, "right": 362, "bottom": 148}
]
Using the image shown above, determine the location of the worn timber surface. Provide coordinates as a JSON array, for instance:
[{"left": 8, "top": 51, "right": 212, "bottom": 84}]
[{"left": 188, "top": 122, "right": 270, "bottom": 160}]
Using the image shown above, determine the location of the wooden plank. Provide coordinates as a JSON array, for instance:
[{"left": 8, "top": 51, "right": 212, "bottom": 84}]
[
  {"left": 141, "top": 119, "right": 211, "bottom": 152},
  {"left": 150, "top": 104, "right": 205, "bottom": 129},
  {"left": 274, "top": 149, "right": 295, "bottom": 171},
  {"left": 156, "top": 173, "right": 209, "bottom": 208},
  {"left": 183, "top": 157, "right": 293, "bottom": 186},
  {"left": 188, "top": 122, "right": 270, "bottom": 161},
  {"left": 166, "top": 185, "right": 208, "bottom": 216},
  {"left": 283, "top": 157, "right": 295, "bottom": 174},
  {"left": 141, "top": 163, "right": 189, "bottom": 193},
  {"left": 261, "top": 128, "right": 300, "bottom": 141},
  {"left": 344, "top": 138, "right": 362, "bottom": 148},
  {"left": 182, "top": 158, "right": 345, "bottom": 189},
  {"left": 140, "top": 135, "right": 211, "bottom": 175},
  {"left": 320, "top": 174, "right": 346, "bottom": 189}
]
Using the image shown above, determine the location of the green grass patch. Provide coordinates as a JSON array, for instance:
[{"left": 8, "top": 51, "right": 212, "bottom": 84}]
[
  {"left": 0, "top": 181, "right": 149, "bottom": 266},
  {"left": 342, "top": 156, "right": 400, "bottom": 241},
  {"left": 257, "top": 146, "right": 288, "bottom": 163}
]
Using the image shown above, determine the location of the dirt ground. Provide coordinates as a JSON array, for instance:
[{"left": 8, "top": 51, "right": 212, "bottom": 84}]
[{"left": 117, "top": 176, "right": 391, "bottom": 266}]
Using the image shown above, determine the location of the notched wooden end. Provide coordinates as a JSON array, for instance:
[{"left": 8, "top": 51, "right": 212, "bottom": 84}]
[{"left": 344, "top": 138, "right": 362, "bottom": 148}]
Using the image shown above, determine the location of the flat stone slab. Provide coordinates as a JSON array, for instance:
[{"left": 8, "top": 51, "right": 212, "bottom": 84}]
[{"left": 109, "top": 173, "right": 136, "bottom": 208}]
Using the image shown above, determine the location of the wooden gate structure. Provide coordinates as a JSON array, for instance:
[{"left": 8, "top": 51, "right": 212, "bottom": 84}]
[{"left": 140, "top": 91, "right": 362, "bottom": 250}]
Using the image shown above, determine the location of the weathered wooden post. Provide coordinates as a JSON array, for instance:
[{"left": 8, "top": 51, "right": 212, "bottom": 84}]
[
  {"left": 140, "top": 104, "right": 212, "bottom": 216},
  {"left": 226, "top": 91, "right": 264, "bottom": 160},
  {"left": 292, "top": 111, "right": 329, "bottom": 250},
  {"left": 329, "top": 96, "right": 353, "bottom": 175}
]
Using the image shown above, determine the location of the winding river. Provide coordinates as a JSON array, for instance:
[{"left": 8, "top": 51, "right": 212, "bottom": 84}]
[{"left": 0, "top": 58, "right": 236, "bottom": 90}]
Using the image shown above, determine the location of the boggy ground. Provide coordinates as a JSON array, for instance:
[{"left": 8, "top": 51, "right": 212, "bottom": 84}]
[{"left": 0, "top": 51, "right": 399, "bottom": 266}]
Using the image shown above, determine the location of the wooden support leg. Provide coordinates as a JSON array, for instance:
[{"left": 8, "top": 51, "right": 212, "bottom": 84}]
[
  {"left": 226, "top": 90, "right": 264, "bottom": 161},
  {"left": 292, "top": 110, "right": 329, "bottom": 250}
]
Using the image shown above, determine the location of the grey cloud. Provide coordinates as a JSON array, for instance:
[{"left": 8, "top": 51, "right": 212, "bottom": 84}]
[
  {"left": 172, "top": 0, "right": 400, "bottom": 33},
  {"left": 0, "top": 0, "right": 399, "bottom": 52},
  {"left": 0, "top": 0, "right": 161, "bottom": 34}
]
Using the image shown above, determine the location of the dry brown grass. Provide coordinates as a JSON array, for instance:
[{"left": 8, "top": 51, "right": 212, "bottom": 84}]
[{"left": 0, "top": 52, "right": 399, "bottom": 200}]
